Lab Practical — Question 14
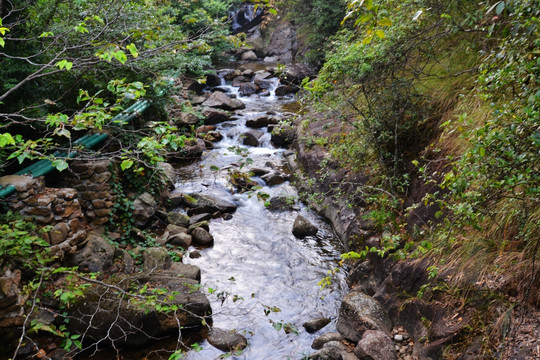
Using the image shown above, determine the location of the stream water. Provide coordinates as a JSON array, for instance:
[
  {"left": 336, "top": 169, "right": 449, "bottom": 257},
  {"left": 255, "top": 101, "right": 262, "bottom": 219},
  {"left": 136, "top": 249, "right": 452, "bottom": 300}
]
[{"left": 176, "top": 63, "right": 348, "bottom": 359}]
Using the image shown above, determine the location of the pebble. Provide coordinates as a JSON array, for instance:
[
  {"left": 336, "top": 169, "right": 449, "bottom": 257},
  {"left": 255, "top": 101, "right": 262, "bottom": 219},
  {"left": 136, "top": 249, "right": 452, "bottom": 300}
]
[{"left": 394, "top": 334, "right": 404, "bottom": 342}]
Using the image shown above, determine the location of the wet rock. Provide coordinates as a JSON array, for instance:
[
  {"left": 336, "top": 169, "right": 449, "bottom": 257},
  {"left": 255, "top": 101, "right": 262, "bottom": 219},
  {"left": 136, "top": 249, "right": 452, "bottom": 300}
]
[
  {"left": 266, "top": 196, "right": 296, "bottom": 211},
  {"left": 242, "top": 129, "right": 264, "bottom": 147},
  {"left": 133, "top": 192, "right": 157, "bottom": 227},
  {"left": 240, "top": 50, "right": 258, "bottom": 61},
  {"left": 336, "top": 291, "right": 391, "bottom": 343},
  {"left": 168, "top": 231, "right": 192, "bottom": 249},
  {"left": 201, "top": 107, "right": 231, "bottom": 125},
  {"left": 143, "top": 247, "right": 172, "bottom": 271},
  {"left": 207, "top": 327, "right": 248, "bottom": 352},
  {"left": 292, "top": 215, "right": 318, "bottom": 238},
  {"left": 303, "top": 318, "right": 331, "bottom": 333},
  {"left": 189, "top": 250, "right": 202, "bottom": 259},
  {"left": 202, "top": 91, "right": 245, "bottom": 111},
  {"left": 222, "top": 69, "right": 242, "bottom": 81},
  {"left": 191, "top": 227, "right": 214, "bottom": 247},
  {"left": 206, "top": 73, "right": 222, "bottom": 87},
  {"left": 246, "top": 115, "right": 280, "bottom": 128},
  {"left": 232, "top": 75, "right": 251, "bottom": 87},
  {"left": 69, "top": 231, "right": 115, "bottom": 273},
  {"left": 312, "top": 332, "right": 345, "bottom": 350},
  {"left": 271, "top": 123, "right": 296, "bottom": 148},
  {"left": 168, "top": 193, "right": 184, "bottom": 208},
  {"left": 185, "top": 193, "right": 237, "bottom": 215},
  {"left": 239, "top": 82, "right": 259, "bottom": 96},
  {"left": 354, "top": 330, "right": 397, "bottom": 360},
  {"left": 261, "top": 172, "right": 287, "bottom": 186},
  {"left": 275, "top": 84, "right": 299, "bottom": 96}
]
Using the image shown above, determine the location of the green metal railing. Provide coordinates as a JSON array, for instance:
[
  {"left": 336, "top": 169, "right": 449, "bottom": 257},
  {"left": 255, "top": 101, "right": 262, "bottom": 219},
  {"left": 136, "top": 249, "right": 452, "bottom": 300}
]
[{"left": 0, "top": 99, "right": 150, "bottom": 198}]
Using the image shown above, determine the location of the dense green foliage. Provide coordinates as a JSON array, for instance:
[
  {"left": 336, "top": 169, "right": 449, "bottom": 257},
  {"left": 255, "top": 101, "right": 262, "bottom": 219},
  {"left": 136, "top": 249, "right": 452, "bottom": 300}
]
[
  {"left": 299, "top": 0, "right": 539, "bottom": 300},
  {"left": 279, "top": 0, "right": 347, "bottom": 66},
  {"left": 0, "top": 0, "right": 239, "bottom": 175}
]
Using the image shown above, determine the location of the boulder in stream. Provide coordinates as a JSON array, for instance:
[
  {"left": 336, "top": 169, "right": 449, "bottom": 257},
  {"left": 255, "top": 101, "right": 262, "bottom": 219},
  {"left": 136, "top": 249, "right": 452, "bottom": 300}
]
[
  {"left": 185, "top": 193, "right": 238, "bottom": 215},
  {"left": 292, "top": 215, "right": 318, "bottom": 238},
  {"left": 201, "top": 107, "right": 231, "bottom": 125},
  {"left": 246, "top": 115, "right": 280, "bottom": 128},
  {"left": 191, "top": 227, "right": 214, "bottom": 247},
  {"left": 239, "top": 82, "right": 259, "bottom": 96},
  {"left": 353, "top": 330, "right": 397, "bottom": 360},
  {"left": 207, "top": 327, "right": 248, "bottom": 352},
  {"left": 202, "top": 91, "right": 245, "bottom": 111},
  {"left": 303, "top": 318, "right": 331, "bottom": 333},
  {"left": 242, "top": 129, "right": 264, "bottom": 147}
]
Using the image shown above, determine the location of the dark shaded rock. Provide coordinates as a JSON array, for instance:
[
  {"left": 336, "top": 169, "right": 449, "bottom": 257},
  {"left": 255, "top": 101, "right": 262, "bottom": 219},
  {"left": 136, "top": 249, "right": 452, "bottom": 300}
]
[
  {"left": 175, "top": 138, "right": 206, "bottom": 160},
  {"left": 168, "top": 232, "right": 192, "bottom": 249},
  {"left": 266, "top": 196, "right": 296, "bottom": 211},
  {"left": 189, "top": 250, "right": 202, "bottom": 259},
  {"left": 312, "top": 332, "right": 345, "bottom": 350},
  {"left": 201, "top": 107, "right": 231, "bottom": 125},
  {"left": 68, "top": 276, "right": 210, "bottom": 347},
  {"left": 354, "top": 330, "right": 397, "bottom": 360},
  {"left": 232, "top": 75, "right": 251, "bottom": 87},
  {"left": 69, "top": 232, "right": 115, "bottom": 273},
  {"left": 168, "top": 193, "right": 184, "bottom": 208},
  {"left": 275, "top": 84, "right": 299, "bottom": 96},
  {"left": 253, "top": 71, "right": 273, "bottom": 88},
  {"left": 271, "top": 123, "right": 296, "bottom": 148},
  {"left": 239, "top": 82, "right": 259, "bottom": 96},
  {"left": 246, "top": 115, "right": 280, "bottom": 128},
  {"left": 184, "top": 78, "right": 204, "bottom": 94},
  {"left": 207, "top": 327, "right": 247, "bottom": 352},
  {"left": 206, "top": 74, "right": 222, "bottom": 87},
  {"left": 303, "top": 318, "right": 331, "bottom": 333},
  {"left": 191, "top": 227, "right": 214, "bottom": 247},
  {"left": 188, "top": 221, "right": 210, "bottom": 233},
  {"left": 242, "top": 129, "right": 264, "bottom": 147},
  {"left": 292, "top": 215, "right": 318, "bottom": 238},
  {"left": 202, "top": 92, "right": 245, "bottom": 111},
  {"left": 336, "top": 292, "right": 391, "bottom": 343}
]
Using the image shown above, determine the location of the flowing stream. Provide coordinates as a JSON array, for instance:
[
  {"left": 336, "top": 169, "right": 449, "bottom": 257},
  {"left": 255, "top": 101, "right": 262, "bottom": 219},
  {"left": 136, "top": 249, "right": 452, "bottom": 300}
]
[{"left": 176, "top": 63, "right": 348, "bottom": 359}]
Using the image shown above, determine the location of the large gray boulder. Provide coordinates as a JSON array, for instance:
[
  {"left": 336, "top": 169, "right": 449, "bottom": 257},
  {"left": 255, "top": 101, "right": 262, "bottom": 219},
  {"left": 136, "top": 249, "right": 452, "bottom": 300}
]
[
  {"left": 207, "top": 328, "right": 248, "bottom": 352},
  {"left": 69, "top": 232, "right": 115, "bottom": 273},
  {"left": 133, "top": 192, "right": 157, "bottom": 227},
  {"left": 242, "top": 129, "right": 264, "bottom": 147},
  {"left": 292, "top": 215, "right": 318, "bottom": 238},
  {"left": 201, "top": 107, "right": 231, "bottom": 125},
  {"left": 354, "top": 330, "right": 397, "bottom": 360},
  {"left": 191, "top": 227, "right": 214, "bottom": 247},
  {"left": 202, "top": 91, "right": 245, "bottom": 111},
  {"left": 336, "top": 292, "right": 391, "bottom": 343},
  {"left": 185, "top": 193, "right": 237, "bottom": 215}
]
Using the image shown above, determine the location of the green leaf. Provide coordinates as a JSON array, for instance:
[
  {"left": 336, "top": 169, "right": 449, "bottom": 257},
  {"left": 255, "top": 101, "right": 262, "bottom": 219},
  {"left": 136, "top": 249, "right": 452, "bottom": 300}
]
[
  {"left": 120, "top": 159, "right": 134, "bottom": 171},
  {"left": 495, "top": 1, "right": 505, "bottom": 15},
  {"left": 39, "top": 31, "right": 54, "bottom": 38},
  {"left": 0, "top": 133, "right": 16, "bottom": 147},
  {"left": 0, "top": 27, "right": 9, "bottom": 36},
  {"left": 378, "top": 17, "right": 392, "bottom": 27},
  {"left": 114, "top": 50, "right": 127, "bottom": 64},
  {"left": 268, "top": 8, "right": 277, "bottom": 15},
  {"left": 209, "top": 165, "right": 220, "bottom": 171},
  {"left": 375, "top": 30, "right": 385, "bottom": 39},
  {"left": 52, "top": 159, "right": 69, "bottom": 172},
  {"left": 126, "top": 43, "right": 139, "bottom": 58},
  {"left": 0, "top": 38, "right": 5, "bottom": 47}
]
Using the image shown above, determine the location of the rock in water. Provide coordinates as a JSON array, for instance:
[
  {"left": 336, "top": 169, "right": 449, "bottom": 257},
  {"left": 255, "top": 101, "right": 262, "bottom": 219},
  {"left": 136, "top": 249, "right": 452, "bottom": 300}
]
[
  {"left": 207, "top": 328, "right": 247, "bottom": 352},
  {"left": 303, "top": 318, "right": 331, "bottom": 333},
  {"left": 202, "top": 91, "right": 245, "bottom": 111},
  {"left": 292, "top": 215, "right": 318, "bottom": 238}
]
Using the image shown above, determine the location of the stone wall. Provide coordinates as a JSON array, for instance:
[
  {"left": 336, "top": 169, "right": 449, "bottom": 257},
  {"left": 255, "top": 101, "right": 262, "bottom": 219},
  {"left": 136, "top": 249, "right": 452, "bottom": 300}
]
[{"left": 59, "top": 159, "right": 116, "bottom": 226}]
